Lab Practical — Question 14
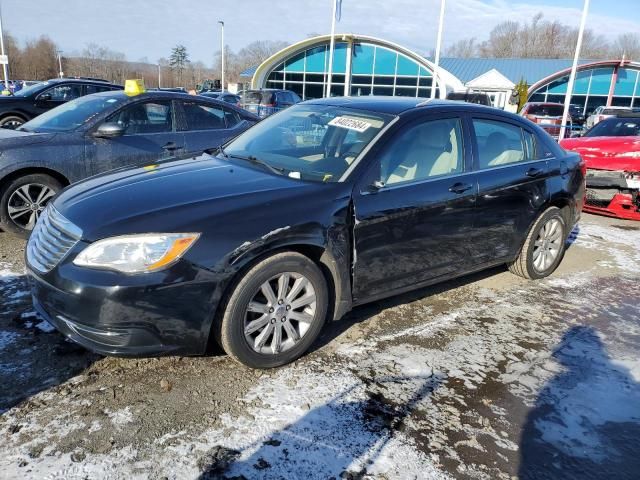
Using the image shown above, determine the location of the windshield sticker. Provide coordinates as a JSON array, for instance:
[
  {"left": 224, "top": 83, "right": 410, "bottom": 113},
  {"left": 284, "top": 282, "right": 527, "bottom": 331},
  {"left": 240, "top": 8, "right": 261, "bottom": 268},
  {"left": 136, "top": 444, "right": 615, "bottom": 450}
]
[{"left": 329, "top": 116, "right": 372, "bottom": 132}]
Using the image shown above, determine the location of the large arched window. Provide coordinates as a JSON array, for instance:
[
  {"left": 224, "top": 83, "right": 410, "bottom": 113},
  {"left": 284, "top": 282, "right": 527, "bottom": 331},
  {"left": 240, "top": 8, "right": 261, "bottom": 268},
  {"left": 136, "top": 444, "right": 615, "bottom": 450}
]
[
  {"left": 529, "top": 66, "right": 640, "bottom": 115},
  {"left": 265, "top": 42, "right": 433, "bottom": 100}
]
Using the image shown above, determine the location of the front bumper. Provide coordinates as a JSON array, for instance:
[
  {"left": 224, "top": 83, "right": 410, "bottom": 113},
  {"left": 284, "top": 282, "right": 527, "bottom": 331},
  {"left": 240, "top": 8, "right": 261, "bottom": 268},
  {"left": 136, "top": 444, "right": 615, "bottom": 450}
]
[
  {"left": 584, "top": 169, "right": 640, "bottom": 221},
  {"left": 27, "top": 258, "right": 220, "bottom": 357}
]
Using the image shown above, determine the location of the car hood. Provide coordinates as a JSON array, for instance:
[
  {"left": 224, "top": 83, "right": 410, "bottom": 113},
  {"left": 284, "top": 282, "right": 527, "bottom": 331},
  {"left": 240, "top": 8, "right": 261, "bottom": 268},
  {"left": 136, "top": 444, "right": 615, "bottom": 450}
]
[
  {"left": 0, "top": 128, "right": 57, "bottom": 148},
  {"left": 53, "top": 154, "right": 332, "bottom": 240},
  {"left": 560, "top": 136, "right": 640, "bottom": 171}
]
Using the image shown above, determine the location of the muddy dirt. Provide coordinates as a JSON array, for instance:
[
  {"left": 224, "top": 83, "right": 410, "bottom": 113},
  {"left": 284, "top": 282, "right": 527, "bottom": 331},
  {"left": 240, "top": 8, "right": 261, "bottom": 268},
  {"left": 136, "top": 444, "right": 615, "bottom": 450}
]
[{"left": 1, "top": 213, "right": 639, "bottom": 479}]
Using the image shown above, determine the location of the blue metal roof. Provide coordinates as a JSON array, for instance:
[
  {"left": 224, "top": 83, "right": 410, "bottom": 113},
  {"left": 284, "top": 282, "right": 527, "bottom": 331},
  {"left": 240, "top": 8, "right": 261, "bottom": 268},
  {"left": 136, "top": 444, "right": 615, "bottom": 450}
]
[
  {"left": 437, "top": 57, "right": 593, "bottom": 85},
  {"left": 240, "top": 65, "right": 258, "bottom": 78}
]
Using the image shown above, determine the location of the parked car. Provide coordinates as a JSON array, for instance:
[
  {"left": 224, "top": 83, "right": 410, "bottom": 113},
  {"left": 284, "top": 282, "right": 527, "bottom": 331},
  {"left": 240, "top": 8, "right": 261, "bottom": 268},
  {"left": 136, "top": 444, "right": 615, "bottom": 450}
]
[
  {"left": 584, "top": 106, "right": 640, "bottom": 130},
  {"left": 560, "top": 115, "right": 640, "bottom": 221},
  {"left": 520, "top": 102, "right": 570, "bottom": 139},
  {"left": 242, "top": 89, "right": 301, "bottom": 118},
  {"left": 568, "top": 104, "right": 585, "bottom": 127},
  {"left": 199, "top": 91, "right": 241, "bottom": 106},
  {"left": 446, "top": 91, "right": 492, "bottom": 106},
  {"left": 0, "top": 90, "right": 258, "bottom": 237},
  {"left": 26, "top": 97, "right": 585, "bottom": 368},
  {"left": 0, "top": 78, "right": 123, "bottom": 129}
]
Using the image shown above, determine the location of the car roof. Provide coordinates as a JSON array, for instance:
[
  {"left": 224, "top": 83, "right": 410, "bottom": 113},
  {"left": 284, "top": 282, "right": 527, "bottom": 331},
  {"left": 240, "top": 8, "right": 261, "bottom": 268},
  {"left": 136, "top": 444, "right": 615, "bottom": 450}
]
[{"left": 44, "top": 77, "right": 120, "bottom": 86}]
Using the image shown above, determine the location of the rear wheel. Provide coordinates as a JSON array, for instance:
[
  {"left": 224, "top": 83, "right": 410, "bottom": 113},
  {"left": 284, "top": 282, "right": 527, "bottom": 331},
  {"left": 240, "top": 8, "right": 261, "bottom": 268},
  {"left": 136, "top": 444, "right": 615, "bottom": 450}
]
[
  {"left": 508, "top": 207, "right": 567, "bottom": 280},
  {"left": 0, "top": 174, "right": 62, "bottom": 238},
  {"left": 0, "top": 114, "right": 27, "bottom": 129},
  {"left": 219, "top": 252, "right": 328, "bottom": 369}
]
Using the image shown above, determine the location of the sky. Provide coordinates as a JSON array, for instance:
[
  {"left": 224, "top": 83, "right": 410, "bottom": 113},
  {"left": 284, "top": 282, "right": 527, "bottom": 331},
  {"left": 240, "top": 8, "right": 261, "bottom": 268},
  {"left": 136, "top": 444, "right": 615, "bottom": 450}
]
[{"left": 2, "top": 0, "right": 639, "bottom": 65}]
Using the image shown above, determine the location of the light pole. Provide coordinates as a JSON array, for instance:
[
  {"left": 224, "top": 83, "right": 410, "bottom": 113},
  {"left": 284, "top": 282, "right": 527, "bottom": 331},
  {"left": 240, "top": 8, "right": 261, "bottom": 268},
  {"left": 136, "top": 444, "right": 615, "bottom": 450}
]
[
  {"left": 218, "top": 20, "right": 225, "bottom": 91},
  {"left": 0, "top": 2, "right": 10, "bottom": 93},
  {"left": 157, "top": 62, "right": 161, "bottom": 88},
  {"left": 430, "top": 0, "right": 446, "bottom": 99},
  {"left": 57, "top": 50, "right": 64, "bottom": 78}
]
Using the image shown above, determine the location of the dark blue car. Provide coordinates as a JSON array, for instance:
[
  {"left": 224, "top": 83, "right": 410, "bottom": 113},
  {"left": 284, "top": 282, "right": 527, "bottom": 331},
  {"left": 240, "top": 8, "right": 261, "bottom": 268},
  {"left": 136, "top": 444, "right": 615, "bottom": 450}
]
[
  {"left": 0, "top": 90, "right": 258, "bottom": 236},
  {"left": 26, "top": 97, "right": 585, "bottom": 368}
]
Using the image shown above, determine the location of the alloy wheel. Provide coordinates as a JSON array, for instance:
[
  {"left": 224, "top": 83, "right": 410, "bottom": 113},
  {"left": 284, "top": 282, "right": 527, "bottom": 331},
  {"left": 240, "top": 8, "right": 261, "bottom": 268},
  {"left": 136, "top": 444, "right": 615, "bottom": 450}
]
[
  {"left": 1, "top": 118, "right": 24, "bottom": 129},
  {"left": 7, "top": 183, "right": 56, "bottom": 231},
  {"left": 244, "top": 272, "right": 317, "bottom": 355},
  {"left": 532, "top": 218, "right": 563, "bottom": 272}
]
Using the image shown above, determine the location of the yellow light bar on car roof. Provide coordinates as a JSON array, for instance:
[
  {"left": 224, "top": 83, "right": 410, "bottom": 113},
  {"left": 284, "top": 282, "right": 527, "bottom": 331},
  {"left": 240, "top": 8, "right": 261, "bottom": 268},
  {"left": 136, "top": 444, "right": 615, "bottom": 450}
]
[{"left": 124, "top": 79, "right": 146, "bottom": 96}]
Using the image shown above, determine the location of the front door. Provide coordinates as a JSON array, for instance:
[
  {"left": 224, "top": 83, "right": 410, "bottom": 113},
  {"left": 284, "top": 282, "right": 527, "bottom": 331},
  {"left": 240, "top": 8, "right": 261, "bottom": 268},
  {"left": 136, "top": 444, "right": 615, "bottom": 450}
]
[
  {"left": 86, "top": 99, "right": 186, "bottom": 175},
  {"left": 469, "top": 116, "right": 550, "bottom": 264},
  {"left": 352, "top": 115, "right": 477, "bottom": 302},
  {"left": 34, "top": 83, "right": 83, "bottom": 114}
]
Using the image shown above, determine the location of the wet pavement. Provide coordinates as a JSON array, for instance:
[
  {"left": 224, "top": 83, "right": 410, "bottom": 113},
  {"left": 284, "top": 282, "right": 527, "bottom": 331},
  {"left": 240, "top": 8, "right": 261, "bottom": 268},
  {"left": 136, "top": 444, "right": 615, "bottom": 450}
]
[{"left": 0, "top": 213, "right": 639, "bottom": 479}]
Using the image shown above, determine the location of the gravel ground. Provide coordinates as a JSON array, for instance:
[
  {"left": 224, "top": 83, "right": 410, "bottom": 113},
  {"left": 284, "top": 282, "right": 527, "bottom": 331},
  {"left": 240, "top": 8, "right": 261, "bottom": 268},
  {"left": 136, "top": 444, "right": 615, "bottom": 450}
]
[{"left": 0, "top": 213, "right": 639, "bottom": 479}]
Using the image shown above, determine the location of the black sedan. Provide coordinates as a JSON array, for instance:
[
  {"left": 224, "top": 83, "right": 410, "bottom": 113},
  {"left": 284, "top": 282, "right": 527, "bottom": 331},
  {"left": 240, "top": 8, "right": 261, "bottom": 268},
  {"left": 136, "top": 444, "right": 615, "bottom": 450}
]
[
  {"left": 0, "top": 77, "right": 122, "bottom": 129},
  {"left": 26, "top": 97, "right": 585, "bottom": 368},
  {"left": 0, "top": 90, "right": 258, "bottom": 236}
]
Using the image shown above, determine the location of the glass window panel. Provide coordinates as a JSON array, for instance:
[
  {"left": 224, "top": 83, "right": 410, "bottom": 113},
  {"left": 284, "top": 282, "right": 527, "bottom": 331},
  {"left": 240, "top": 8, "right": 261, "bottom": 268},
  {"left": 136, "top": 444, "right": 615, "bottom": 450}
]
[
  {"left": 285, "top": 73, "right": 304, "bottom": 83},
  {"left": 472, "top": 119, "right": 525, "bottom": 170},
  {"left": 374, "top": 76, "right": 394, "bottom": 86},
  {"left": 611, "top": 96, "right": 632, "bottom": 107},
  {"left": 331, "top": 43, "right": 348, "bottom": 74},
  {"left": 352, "top": 75, "right": 372, "bottom": 85},
  {"left": 305, "top": 73, "right": 325, "bottom": 83},
  {"left": 547, "top": 75, "right": 568, "bottom": 94},
  {"left": 329, "top": 83, "right": 345, "bottom": 97},
  {"left": 331, "top": 74, "right": 346, "bottom": 84},
  {"left": 396, "top": 55, "right": 419, "bottom": 76},
  {"left": 636, "top": 72, "right": 640, "bottom": 96},
  {"left": 614, "top": 68, "right": 638, "bottom": 96},
  {"left": 304, "top": 83, "right": 325, "bottom": 99},
  {"left": 585, "top": 96, "right": 607, "bottom": 116},
  {"left": 419, "top": 67, "right": 432, "bottom": 77},
  {"left": 351, "top": 43, "right": 375, "bottom": 75},
  {"left": 374, "top": 47, "right": 397, "bottom": 75},
  {"left": 285, "top": 52, "right": 305, "bottom": 73},
  {"left": 572, "top": 70, "right": 591, "bottom": 95},
  {"left": 287, "top": 83, "right": 304, "bottom": 98},
  {"left": 373, "top": 86, "right": 394, "bottom": 96},
  {"left": 418, "top": 88, "right": 431, "bottom": 97},
  {"left": 305, "top": 46, "right": 327, "bottom": 73},
  {"left": 419, "top": 77, "right": 433, "bottom": 87},
  {"left": 351, "top": 85, "right": 371, "bottom": 96},
  {"left": 395, "top": 87, "right": 417, "bottom": 97},
  {"left": 589, "top": 68, "right": 614, "bottom": 95},
  {"left": 396, "top": 76, "right": 418, "bottom": 86},
  {"left": 267, "top": 80, "right": 284, "bottom": 88},
  {"left": 269, "top": 71, "right": 284, "bottom": 81},
  {"left": 272, "top": 62, "right": 285, "bottom": 72},
  {"left": 529, "top": 93, "right": 546, "bottom": 103}
]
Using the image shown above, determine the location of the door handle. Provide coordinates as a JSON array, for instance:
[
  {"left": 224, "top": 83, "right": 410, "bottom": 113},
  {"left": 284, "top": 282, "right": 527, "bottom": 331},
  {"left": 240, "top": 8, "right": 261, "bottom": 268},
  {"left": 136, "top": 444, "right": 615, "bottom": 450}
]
[
  {"left": 162, "top": 142, "right": 180, "bottom": 151},
  {"left": 526, "top": 167, "right": 544, "bottom": 177},
  {"left": 448, "top": 182, "right": 473, "bottom": 194}
]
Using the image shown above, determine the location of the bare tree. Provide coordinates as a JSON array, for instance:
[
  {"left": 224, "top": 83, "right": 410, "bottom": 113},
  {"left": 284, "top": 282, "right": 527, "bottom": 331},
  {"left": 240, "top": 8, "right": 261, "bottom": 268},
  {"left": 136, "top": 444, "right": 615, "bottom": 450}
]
[
  {"left": 611, "top": 33, "right": 640, "bottom": 60},
  {"left": 445, "top": 38, "right": 477, "bottom": 58}
]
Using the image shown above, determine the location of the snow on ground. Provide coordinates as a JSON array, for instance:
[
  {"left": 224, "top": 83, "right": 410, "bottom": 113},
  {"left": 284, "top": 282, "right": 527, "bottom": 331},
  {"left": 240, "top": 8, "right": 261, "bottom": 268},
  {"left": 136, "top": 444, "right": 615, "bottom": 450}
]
[{"left": 0, "top": 216, "right": 639, "bottom": 479}]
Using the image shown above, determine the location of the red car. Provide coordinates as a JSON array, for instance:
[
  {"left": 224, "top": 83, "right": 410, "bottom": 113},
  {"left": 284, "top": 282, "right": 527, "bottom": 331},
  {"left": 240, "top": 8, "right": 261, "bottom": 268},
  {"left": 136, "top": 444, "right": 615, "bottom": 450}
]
[{"left": 560, "top": 115, "right": 640, "bottom": 221}]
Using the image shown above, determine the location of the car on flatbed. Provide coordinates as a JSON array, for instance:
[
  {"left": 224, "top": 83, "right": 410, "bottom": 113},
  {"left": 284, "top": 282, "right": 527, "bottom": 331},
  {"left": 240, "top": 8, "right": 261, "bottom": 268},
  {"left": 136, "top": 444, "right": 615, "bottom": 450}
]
[
  {"left": 0, "top": 89, "right": 258, "bottom": 237},
  {"left": 26, "top": 97, "right": 585, "bottom": 369},
  {"left": 0, "top": 77, "right": 123, "bottom": 129}
]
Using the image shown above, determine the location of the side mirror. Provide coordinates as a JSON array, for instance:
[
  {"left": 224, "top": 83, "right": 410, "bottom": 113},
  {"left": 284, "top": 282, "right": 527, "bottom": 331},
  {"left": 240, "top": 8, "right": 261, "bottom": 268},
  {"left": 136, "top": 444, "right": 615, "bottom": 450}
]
[
  {"left": 365, "top": 180, "right": 386, "bottom": 193},
  {"left": 94, "top": 122, "right": 125, "bottom": 138}
]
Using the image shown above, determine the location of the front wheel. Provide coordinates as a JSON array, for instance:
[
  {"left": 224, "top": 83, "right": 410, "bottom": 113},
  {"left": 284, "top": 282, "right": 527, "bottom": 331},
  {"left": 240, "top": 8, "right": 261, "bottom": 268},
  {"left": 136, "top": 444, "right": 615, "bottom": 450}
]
[
  {"left": 219, "top": 252, "right": 328, "bottom": 369},
  {"left": 0, "top": 174, "right": 62, "bottom": 238},
  {"left": 0, "top": 114, "right": 27, "bottom": 129},
  {"left": 509, "top": 207, "right": 567, "bottom": 280}
]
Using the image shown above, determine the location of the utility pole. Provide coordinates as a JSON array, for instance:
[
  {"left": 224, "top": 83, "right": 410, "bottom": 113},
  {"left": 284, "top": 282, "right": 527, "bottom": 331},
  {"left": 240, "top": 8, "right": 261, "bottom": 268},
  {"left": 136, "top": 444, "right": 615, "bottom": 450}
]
[
  {"left": 218, "top": 20, "right": 225, "bottom": 91},
  {"left": 0, "top": 2, "right": 10, "bottom": 93},
  {"left": 157, "top": 63, "right": 161, "bottom": 88},
  {"left": 57, "top": 50, "right": 64, "bottom": 78},
  {"left": 430, "top": 0, "right": 446, "bottom": 99},
  {"left": 560, "top": 0, "right": 590, "bottom": 140},
  {"left": 326, "top": 0, "right": 339, "bottom": 98}
]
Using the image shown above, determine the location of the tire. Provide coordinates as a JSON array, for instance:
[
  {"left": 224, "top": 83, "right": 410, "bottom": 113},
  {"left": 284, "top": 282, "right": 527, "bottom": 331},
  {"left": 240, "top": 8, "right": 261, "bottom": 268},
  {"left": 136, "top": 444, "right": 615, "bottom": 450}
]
[
  {"left": 219, "top": 252, "right": 328, "bottom": 369},
  {"left": 0, "top": 174, "right": 63, "bottom": 238},
  {"left": 0, "top": 114, "right": 27, "bottom": 129},
  {"left": 508, "top": 206, "right": 567, "bottom": 280}
]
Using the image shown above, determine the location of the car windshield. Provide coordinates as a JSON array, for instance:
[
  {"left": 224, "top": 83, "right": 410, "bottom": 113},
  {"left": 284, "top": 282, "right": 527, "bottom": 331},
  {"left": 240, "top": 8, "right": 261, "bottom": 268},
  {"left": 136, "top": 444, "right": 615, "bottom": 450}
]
[
  {"left": 585, "top": 118, "right": 640, "bottom": 137},
  {"left": 222, "top": 104, "right": 394, "bottom": 182},
  {"left": 19, "top": 94, "right": 125, "bottom": 133},
  {"left": 527, "top": 105, "right": 564, "bottom": 116},
  {"left": 13, "top": 81, "right": 49, "bottom": 97}
]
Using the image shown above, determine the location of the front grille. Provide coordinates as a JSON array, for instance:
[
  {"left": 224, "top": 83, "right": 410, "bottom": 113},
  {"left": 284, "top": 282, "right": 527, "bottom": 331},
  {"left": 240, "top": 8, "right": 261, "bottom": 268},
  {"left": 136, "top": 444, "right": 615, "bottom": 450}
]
[{"left": 27, "top": 205, "right": 83, "bottom": 273}]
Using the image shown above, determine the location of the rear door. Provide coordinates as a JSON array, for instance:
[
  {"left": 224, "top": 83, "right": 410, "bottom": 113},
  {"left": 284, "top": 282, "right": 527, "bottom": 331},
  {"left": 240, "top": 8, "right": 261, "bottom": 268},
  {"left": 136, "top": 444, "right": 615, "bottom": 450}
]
[
  {"left": 86, "top": 99, "right": 186, "bottom": 175},
  {"left": 33, "top": 82, "right": 83, "bottom": 114},
  {"left": 177, "top": 100, "right": 248, "bottom": 155},
  {"left": 352, "top": 113, "right": 477, "bottom": 301},
  {"left": 470, "top": 116, "right": 550, "bottom": 264}
]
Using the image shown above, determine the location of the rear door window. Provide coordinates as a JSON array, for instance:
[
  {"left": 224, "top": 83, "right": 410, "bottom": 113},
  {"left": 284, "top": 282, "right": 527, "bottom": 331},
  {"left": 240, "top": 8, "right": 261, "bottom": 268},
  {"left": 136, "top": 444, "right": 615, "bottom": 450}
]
[
  {"left": 42, "top": 84, "right": 82, "bottom": 101},
  {"left": 527, "top": 105, "right": 564, "bottom": 116},
  {"left": 473, "top": 119, "right": 526, "bottom": 169},
  {"left": 85, "top": 85, "right": 113, "bottom": 95},
  {"left": 181, "top": 102, "right": 227, "bottom": 130},
  {"left": 107, "top": 101, "right": 173, "bottom": 134}
]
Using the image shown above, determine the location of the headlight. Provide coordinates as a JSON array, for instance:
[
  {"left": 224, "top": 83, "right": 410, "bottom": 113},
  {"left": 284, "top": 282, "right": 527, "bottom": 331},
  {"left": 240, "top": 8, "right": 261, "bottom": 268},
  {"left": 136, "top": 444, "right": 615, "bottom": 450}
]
[{"left": 73, "top": 233, "right": 200, "bottom": 273}]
